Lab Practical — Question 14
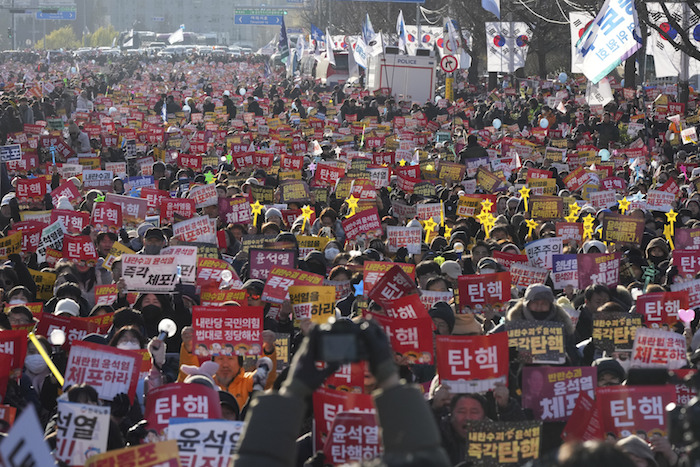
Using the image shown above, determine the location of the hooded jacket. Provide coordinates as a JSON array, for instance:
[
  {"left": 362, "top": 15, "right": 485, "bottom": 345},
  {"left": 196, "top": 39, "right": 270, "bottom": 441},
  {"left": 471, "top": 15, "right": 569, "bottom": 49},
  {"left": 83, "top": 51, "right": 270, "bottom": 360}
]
[{"left": 506, "top": 299, "right": 575, "bottom": 336}]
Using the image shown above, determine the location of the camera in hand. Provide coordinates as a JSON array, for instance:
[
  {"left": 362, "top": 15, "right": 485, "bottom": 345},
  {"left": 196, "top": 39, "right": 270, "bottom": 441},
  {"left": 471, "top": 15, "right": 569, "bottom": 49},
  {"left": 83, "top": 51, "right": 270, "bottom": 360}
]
[{"left": 317, "top": 318, "right": 368, "bottom": 364}]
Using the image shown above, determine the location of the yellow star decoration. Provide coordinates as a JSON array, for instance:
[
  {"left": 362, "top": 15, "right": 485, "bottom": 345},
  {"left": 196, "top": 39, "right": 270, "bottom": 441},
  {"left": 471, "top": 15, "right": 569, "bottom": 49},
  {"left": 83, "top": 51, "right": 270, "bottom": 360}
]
[
  {"left": 476, "top": 212, "right": 496, "bottom": 239},
  {"left": 564, "top": 212, "right": 579, "bottom": 223},
  {"left": 443, "top": 224, "right": 452, "bottom": 238},
  {"left": 663, "top": 223, "right": 675, "bottom": 250},
  {"left": 251, "top": 200, "right": 263, "bottom": 225},
  {"left": 398, "top": 159, "right": 407, "bottom": 167},
  {"left": 480, "top": 198, "right": 494, "bottom": 213},
  {"left": 423, "top": 218, "right": 438, "bottom": 243},
  {"left": 519, "top": 186, "right": 531, "bottom": 212},
  {"left": 525, "top": 219, "right": 538, "bottom": 238},
  {"left": 666, "top": 209, "right": 678, "bottom": 236},
  {"left": 618, "top": 197, "right": 630, "bottom": 215},
  {"left": 346, "top": 196, "right": 359, "bottom": 218},
  {"left": 425, "top": 164, "right": 434, "bottom": 172},
  {"left": 568, "top": 202, "right": 581, "bottom": 217},
  {"left": 582, "top": 214, "right": 595, "bottom": 240},
  {"left": 301, "top": 205, "right": 314, "bottom": 231}
]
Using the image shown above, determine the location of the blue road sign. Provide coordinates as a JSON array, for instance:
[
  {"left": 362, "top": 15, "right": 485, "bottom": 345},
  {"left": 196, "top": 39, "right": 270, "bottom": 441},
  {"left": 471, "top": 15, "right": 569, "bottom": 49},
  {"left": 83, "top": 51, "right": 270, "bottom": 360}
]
[
  {"left": 36, "top": 10, "right": 76, "bottom": 20},
  {"left": 234, "top": 14, "right": 283, "bottom": 25}
]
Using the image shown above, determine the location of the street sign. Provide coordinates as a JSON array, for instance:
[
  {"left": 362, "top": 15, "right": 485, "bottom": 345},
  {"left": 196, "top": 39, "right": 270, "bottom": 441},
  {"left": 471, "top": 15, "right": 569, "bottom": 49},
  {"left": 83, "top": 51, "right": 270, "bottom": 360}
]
[
  {"left": 152, "top": 16, "right": 165, "bottom": 22},
  {"left": 234, "top": 14, "right": 284, "bottom": 25},
  {"left": 36, "top": 10, "right": 76, "bottom": 20},
  {"left": 440, "top": 55, "right": 458, "bottom": 73},
  {"left": 234, "top": 9, "right": 286, "bottom": 15}
]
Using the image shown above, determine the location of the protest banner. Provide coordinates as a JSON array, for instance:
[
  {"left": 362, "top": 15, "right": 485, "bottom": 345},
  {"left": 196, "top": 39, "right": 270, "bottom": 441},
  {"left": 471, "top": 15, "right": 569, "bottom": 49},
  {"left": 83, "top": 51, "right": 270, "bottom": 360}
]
[
  {"left": 386, "top": 226, "right": 422, "bottom": 254},
  {"left": 419, "top": 290, "right": 455, "bottom": 310},
  {"left": 0, "top": 232, "right": 21, "bottom": 260},
  {"left": 312, "top": 387, "right": 375, "bottom": 452},
  {"left": 0, "top": 330, "right": 27, "bottom": 371},
  {"left": 56, "top": 400, "right": 111, "bottom": 466},
  {"left": 0, "top": 143, "right": 21, "bottom": 162},
  {"left": 457, "top": 272, "right": 511, "bottom": 312},
  {"left": 0, "top": 405, "right": 16, "bottom": 432},
  {"left": 160, "top": 245, "right": 197, "bottom": 285},
  {"left": 671, "top": 369, "right": 697, "bottom": 406},
  {"left": 601, "top": 213, "right": 645, "bottom": 245},
  {"left": 436, "top": 333, "right": 509, "bottom": 393},
  {"left": 15, "top": 178, "right": 46, "bottom": 207},
  {"left": 262, "top": 267, "right": 324, "bottom": 304},
  {"left": 631, "top": 328, "right": 687, "bottom": 369},
  {"left": 200, "top": 288, "right": 247, "bottom": 306},
  {"left": 146, "top": 383, "right": 223, "bottom": 436},
  {"left": 416, "top": 203, "right": 443, "bottom": 223},
  {"left": 560, "top": 392, "right": 603, "bottom": 442},
  {"left": 192, "top": 306, "right": 263, "bottom": 356},
  {"left": 296, "top": 236, "right": 331, "bottom": 258},
  {"left": 167, "top": 418, "right": 245, "bottom": 467},
  {"left": 456, "top": 194, "right": 497, "bottom": 218},
  {"left": 121, "top": 254, "right": 178, "bottom": 293},
  {"left": 367, "top": 264, "right": 418, "bottom": 308},
  {"left": 63, "top": 234, "right": 98, "bottom": 266},
  {"left": 505, "top": 321, "right": 566, "bottom": 364},
  {"left": 675, "top": 228, "right": 700, "bottom": 250},
  {"left": 0, "top": 406, "right": 55, "bottom": 467},
  {"left": 525, "top": 237, "right": 562, "bottom": 270},
  {"left": 521, "top": 366, "right": 596, "bottom": 422},
  {"left": 64, "top": 341, "right": 140, "bottom": 402},
  {"left": 219, "top": 197, "right": 252, "bottom": 225},
  {"left": 161, "top": 197, "right": 196, "bottom": 224},
  {"left": 592, "top": 312, "right": 644, "bottom": 353},
  {"left": 248, "top": 248, "right": 296, "bottom": 281},
  {"left": 635, "top": 291, "right": 687, "bottom": 328},
  {"left": 372, "top": 312, "right": 434, "bottom": 364},
  {"left": 646, "top": 189, "right": 675, "bottom": 211},
  {"left": 596, "top": 385, "right": 676, "bottom": 438},
  {"left": 102, "top": 241, "right": 135, "bottom": 271},
  {"left": 555, "top": 222, "right": 584, "bottom": 244},
  {"left": 671, "top": 278, "right": 700, "bottom": 308},
  {"left": 173, "top": 216, "right": 217, "bottom": 244},
  {"left": 82, "top": 169, "right": 113, "bottom": 192},
  {"left": 588, "top": 190, "right": 617, "bottom": 210},
  {"left": 105, "top": 193, "right": 147, "bottom": 226},
  {"left": 323, "top": 362, "right": 366, "bottom": 393},
  {"left": 34, "top": 312, "right": 100, "bottom": 350},
  {"left": 189, "top": 183, "right": 218, "bottom": 208},
  {"left": 464, "top": 420, "right": 542, "bottom": 466},
  {"left": 90, "top": 202, "right": 122, "bottom": 233},
  {"left": 551, "top": 254, "right": 579, "bottom": 289},
  {"left": 36, "top": 220, "right": 66, "bottom": 264},
  {"left": 492, "top": 250, "right": 528, "bottom": 270},
  {"left": 529, "top": 179, "right": 557, "bottom": 197},
  {"left": 85, "top": 440, "right": 181, "bottom": 467},
  {"left": 510, "top": 263, "right": 549, "bottom": 290},
  {"left": 279, "top": 179, "right": 310, "bottom": 203},
  {"left": 196, "top": 257, "right": 242, "bottom": 289},
  {"left": 577, "top": 252, "right": 621, "bottom": 289},
  {"left": 51, "top": 209, "right": 90, "bottom": 235},
  {"left": 672, "top": 250, "right": 700, "bottom": 282},
  {"left": 289, "top": 285, "right": 336, "bottom": 323},
  {"left": 529, "top": 196, "right": 563, "bottom": 219},
  {"left": 322, "top": 412, "right": 382, "bottom": 465},
  {"left": 363, "top": 262, "right": 416, "bottom": 295},
  {"left": 342, "top": 208, "right": 383, "bottom": 242}
]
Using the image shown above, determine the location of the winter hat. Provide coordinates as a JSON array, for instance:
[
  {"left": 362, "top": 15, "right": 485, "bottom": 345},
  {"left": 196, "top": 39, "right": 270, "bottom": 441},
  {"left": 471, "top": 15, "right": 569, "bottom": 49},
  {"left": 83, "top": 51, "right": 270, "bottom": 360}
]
[
  {"left": 592, "top": 357, "right": 626, "bottom": 382},
  {"left": 523, "top": 284, "right": 554, "bottom": 307},
  {"left": 54, "top": 298, "right": 80, "bottom": 317},
  {"left": 583, "top": 240, "right": 607, "bottom": 254},
  {"left": 56, "top": 196, "right": 73, "bottom": 211},
  {"left": 265, "top": 208, "right": 282, "bottom": 221},
  {"left": 429, "top": 301, "right": 455, "bottom": 334},
  {"left": 440, "top": 260, "right": 462, "bottom": 280}
]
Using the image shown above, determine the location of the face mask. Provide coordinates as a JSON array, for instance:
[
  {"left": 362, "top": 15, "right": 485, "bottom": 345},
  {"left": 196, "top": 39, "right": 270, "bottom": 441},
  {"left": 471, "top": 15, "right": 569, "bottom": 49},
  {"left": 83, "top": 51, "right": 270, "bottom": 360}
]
[
  {"left": 325, "top": 248, "right": 340, "bottom": 261},
  {"left": 141, "top": 304, "right": 163, "bottom": 327},
  {"left": 117, "top": 341, "right": 141, "bottom": 351},
  {"left": 144, "top": 245, "right": 162, "bottom": 255},
  {"left": 8, "top": 298, "right": 26, "bottom": 305},
  {"left": 24, "top": 354, "right": 48, "bottom": 373}
]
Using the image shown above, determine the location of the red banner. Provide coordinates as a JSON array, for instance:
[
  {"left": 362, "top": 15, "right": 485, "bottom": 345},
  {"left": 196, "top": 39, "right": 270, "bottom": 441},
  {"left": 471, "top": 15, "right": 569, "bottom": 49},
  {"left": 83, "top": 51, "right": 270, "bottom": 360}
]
[
  {"left": 312, "top": 387, "right": 375, "bottom": 451},
  {"left": 596, "top": 385, "right": 675, "bottom": 438},
  {"left": 51, "top": 210, "right": 90, "bottom": 235},
  {"left": 367, "top": 265, "right": 418, "bottom": 308},
  {"left": 0, "top": 330, "right": 28, "bottom": 370},
  {"left": 457, "top": 272, "right": 511, "bottom": 310},
  {"left": 436, "top": 333, "right": 509, "bottom": 393},
  {"left": 636, "top": 291, "right": 687, "bottom": 328},
  {"left": 145, "top": 383, "right": 222, "bottom": 435},
  {"left": 192, "top": 305, "right": 263, "bottom": 356}
]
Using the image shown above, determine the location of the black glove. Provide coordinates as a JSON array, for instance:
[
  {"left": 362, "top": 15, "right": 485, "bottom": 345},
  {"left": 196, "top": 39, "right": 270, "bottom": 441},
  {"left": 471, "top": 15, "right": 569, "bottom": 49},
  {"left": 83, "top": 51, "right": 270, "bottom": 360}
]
[
  {"left": 111, "top": 392, "right": 131, "bottom": 418},
  {"left": 359, "top": 319, "right": 398, "bottom": 387},
  {"left": 281, "top": 324, "right": 339, "bottom": 399},
  {"left": 125, "top": 420, "right": 148, "bottom": 446}
]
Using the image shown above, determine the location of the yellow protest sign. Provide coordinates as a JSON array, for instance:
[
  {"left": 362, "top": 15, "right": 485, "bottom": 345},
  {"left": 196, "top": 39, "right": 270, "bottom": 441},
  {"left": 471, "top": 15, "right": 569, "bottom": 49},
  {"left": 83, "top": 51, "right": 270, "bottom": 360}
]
[
  {"left": 104, "top": 242, "right": 136, "bottom": 271},
  {"left": 29, "top": 268, "right": 56, "bottom": 301},
  {"left": 0, "top": 232, "right": 22, "bottom": 259},
  {"left": 289, "top": 285, "right": 336, "bottom": 324}
]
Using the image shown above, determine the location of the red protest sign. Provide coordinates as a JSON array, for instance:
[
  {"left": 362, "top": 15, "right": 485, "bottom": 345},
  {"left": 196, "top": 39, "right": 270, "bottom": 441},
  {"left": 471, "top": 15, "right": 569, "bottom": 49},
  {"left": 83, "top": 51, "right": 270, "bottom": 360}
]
[
  {"left": 105, "top": 193, "right": 147, "bottom": 225},
  {"left": 192, "top": 305, "right": 263, "bottom": 356},
  {"left": 457, "top": 272, "right": 511, "bottom": 311},
  {"left": 492, "top": 250, "right": 528, "bottom": 270},
  {"left": 145, "top": 382, "right": 222, "bottom": 435},
  {"left": 323, "top": 362, "right": 366, "bottom": 393},
  {"left": 367, "top": 264, "right": 418, "bottom": 308},
  {"left": 196, "top": 257, "right": 242, "bottom": 289},
  {"left": 577, "top": 252, "right": 620, "bottom": 289},
  {"left": 16, "top": 178, "right": 46, "bottom": 205},
  {"left": 91, "top": 201, "right": 122, "bottom": 233},
  {"left": 0, "top": 330, "right": 28, "bottom": 370},
  {"left": 64, "top": 341, "right": 140, "bottom": 402},
  {"left": 436, "top": 333, "right": 509, "bottom": 393},
  {"left": 50, "top": 210, "right": 90, "bottom": 235},
  {"left": 312, "top": 387, "right": 375, "bottom": 452},
  {"left": 62, "top": 235, "right": 98, "bottom": 265},
  {"left": 363, "top": 261, "right": 416, "bottom": 295},
  {"left": 673, "top": 250, "right": 700, "bottom": 281},
  {"left": 322, "top": 412, "right": 382, "bottom": 465},
  {"left": 160, "top": 197, "right": 196, "bottom": 224},
  {"left": 555, "top": 222, "right": 584, "bottom": 244},
  {"left": 521, "top": 366, "right": 596, "bottom": 422},
  {"left": 341, "top": 208, "right": 383, "bottom": 241},
  {"left": 636, "top": 291, "right": 687, "bottom": 328},
  {"left": 140, "top": 187, "right": 169, "bottom": 214},
  {"left": 34, "top": 313, "right": 100, "bottom": 350},
  {"left": 50, "top": 180, "right": 81, "bottom": 207},
  {"left": 371, "top": 312, "right": 433, "bottom": 364},
  {"left": 596, "top": 385, "right": 675, "bottom": 438},
  {"left": 315, "top": 163, "right": 345, "bottom": 185},
  {"left": 561, "top": 391, "right": 603, "bottom": 442}
]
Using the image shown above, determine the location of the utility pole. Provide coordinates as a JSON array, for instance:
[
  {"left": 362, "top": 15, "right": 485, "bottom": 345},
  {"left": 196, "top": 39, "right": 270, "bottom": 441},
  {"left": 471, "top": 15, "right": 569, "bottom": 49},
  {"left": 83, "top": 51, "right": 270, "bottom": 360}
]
[{"left": 678, "top": 1, "right": 690, "bottom": 104}]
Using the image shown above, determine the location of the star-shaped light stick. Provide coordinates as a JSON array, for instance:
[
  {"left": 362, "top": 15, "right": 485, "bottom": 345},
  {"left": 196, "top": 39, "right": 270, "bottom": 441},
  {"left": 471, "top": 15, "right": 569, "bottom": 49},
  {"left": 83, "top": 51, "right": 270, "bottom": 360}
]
[
  {"left": 480, "top": 198, "right": 494, "bottom": 214},
  {"left": 443, "top": 224, "right": 452, "bottom": 239},
  {"left": 666, "top": 208, "right": 678, "bottom": 237},
  {"left": 398, "top": 159, "right": 407, "bottom": 167},
  {"left": 251, "top": 200, "right": 263, "bottom": 225},
  {"left": 618, "top": 197, "right": 630, "bottom": 215},
  {"left": 346, "top": 196, "right": 359, "bottom": 218},
  {"left": 423, "top": 218, "right": 438, "bottom": 243},
  {"left": 301, "top": 205, "right": 314, "bottom": 232},
  {"left": 582, "top": 214, "right": 595, "bottom": 240},
  {"left": 519, "top": 186, "right": 531, "bottom": 212},
  {"left": 525, "top": 219, "right": 538, "bottom": 238},
  {"left": 663, "top": 223, "right": 675, "bottom": 250}
]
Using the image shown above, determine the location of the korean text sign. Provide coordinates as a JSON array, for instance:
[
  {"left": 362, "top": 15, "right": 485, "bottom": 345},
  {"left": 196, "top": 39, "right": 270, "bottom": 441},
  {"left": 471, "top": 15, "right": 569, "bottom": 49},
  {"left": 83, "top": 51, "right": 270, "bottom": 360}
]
[{"left": 436, "top": 333, "right": 509, "bottom": 393}]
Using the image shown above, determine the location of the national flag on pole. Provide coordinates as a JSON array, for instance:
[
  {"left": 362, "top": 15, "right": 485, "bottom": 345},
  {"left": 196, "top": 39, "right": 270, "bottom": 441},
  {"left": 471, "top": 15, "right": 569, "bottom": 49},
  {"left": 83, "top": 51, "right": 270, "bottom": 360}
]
[
  {"left": 485, "top": 22, "right": 531, "bottom": 73},
  {"left": 325, "top": 28, "right": 336, "bottom": 66},
  {"left": 279, "top": 17, "right": 290, "bottom": 64},
  {"left": 168, "top": 25, "right": 184, "bottom": 44},
  {"left": 396, "top": 10, "right": 408, "bottom": 53},
  {"left": 573, "top": 0, "right": 642, "bottom": 84},
  {"left": 482, "top": 0, "right": 501, "bottom": 19},
  {"left": 296, "top": 34, "right": 306, "bottom": 60},
  {"left": 311, "top": 24, "right": 325, "bottom": 56},
  {"left": 363, "top": 14, "right": 376, "bottom": 47}
]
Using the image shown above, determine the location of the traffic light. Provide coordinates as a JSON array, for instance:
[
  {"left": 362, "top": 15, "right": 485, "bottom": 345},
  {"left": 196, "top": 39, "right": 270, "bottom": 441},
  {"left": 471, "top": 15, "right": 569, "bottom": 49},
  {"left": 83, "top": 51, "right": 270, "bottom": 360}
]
[{"left": 7, "top": 28, "right": 12, "bottom": 39}]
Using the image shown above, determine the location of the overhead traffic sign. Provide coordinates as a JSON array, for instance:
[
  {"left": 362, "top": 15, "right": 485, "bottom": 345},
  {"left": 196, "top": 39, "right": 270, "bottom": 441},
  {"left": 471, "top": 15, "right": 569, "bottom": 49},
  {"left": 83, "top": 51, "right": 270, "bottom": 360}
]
[
  {"left": 440, "top": 55, "right": 458, "bottom": 73},
  {"left": 36, "top": 9, "right": 76, "bottom": 20},
  {"left": 234, "top": 14, "right": 284, "bottom": 25}
]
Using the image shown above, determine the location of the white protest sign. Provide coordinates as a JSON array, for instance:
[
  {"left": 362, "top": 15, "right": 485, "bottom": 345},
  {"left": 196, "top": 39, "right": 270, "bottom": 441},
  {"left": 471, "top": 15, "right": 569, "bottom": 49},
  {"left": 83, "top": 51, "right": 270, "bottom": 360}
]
[
  {"left": 173, "top": 216, "right": 217, "bottom": 244},
  {"left": 525, "top": 237, "right": 562, "bottom": 270},
  {"left": 56, "top": 400, "right": 111, "bottom": 466},
  {"left": 161, "top": 245, "right": 197, "bottom": 285},
  {"left": 189, "top": 184, "right": 218, "bottom": 209},
  {"left": 0, "top": 405, "right": 55, "bottom": 467},
  {"left": 36, "top": 219, "right": 67, "bottom": 263},
  {"left": 631, "top": 328, "right": 687, "bottom": 370},
  {"left": 386, "top": 226, "right": 421, "bottom": 254},
  {"left": 121, "top": 254, "right": 179, "bottom": 293},
  {"left": 167, "top": 418, "right": 245, "bottom": 467}
]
